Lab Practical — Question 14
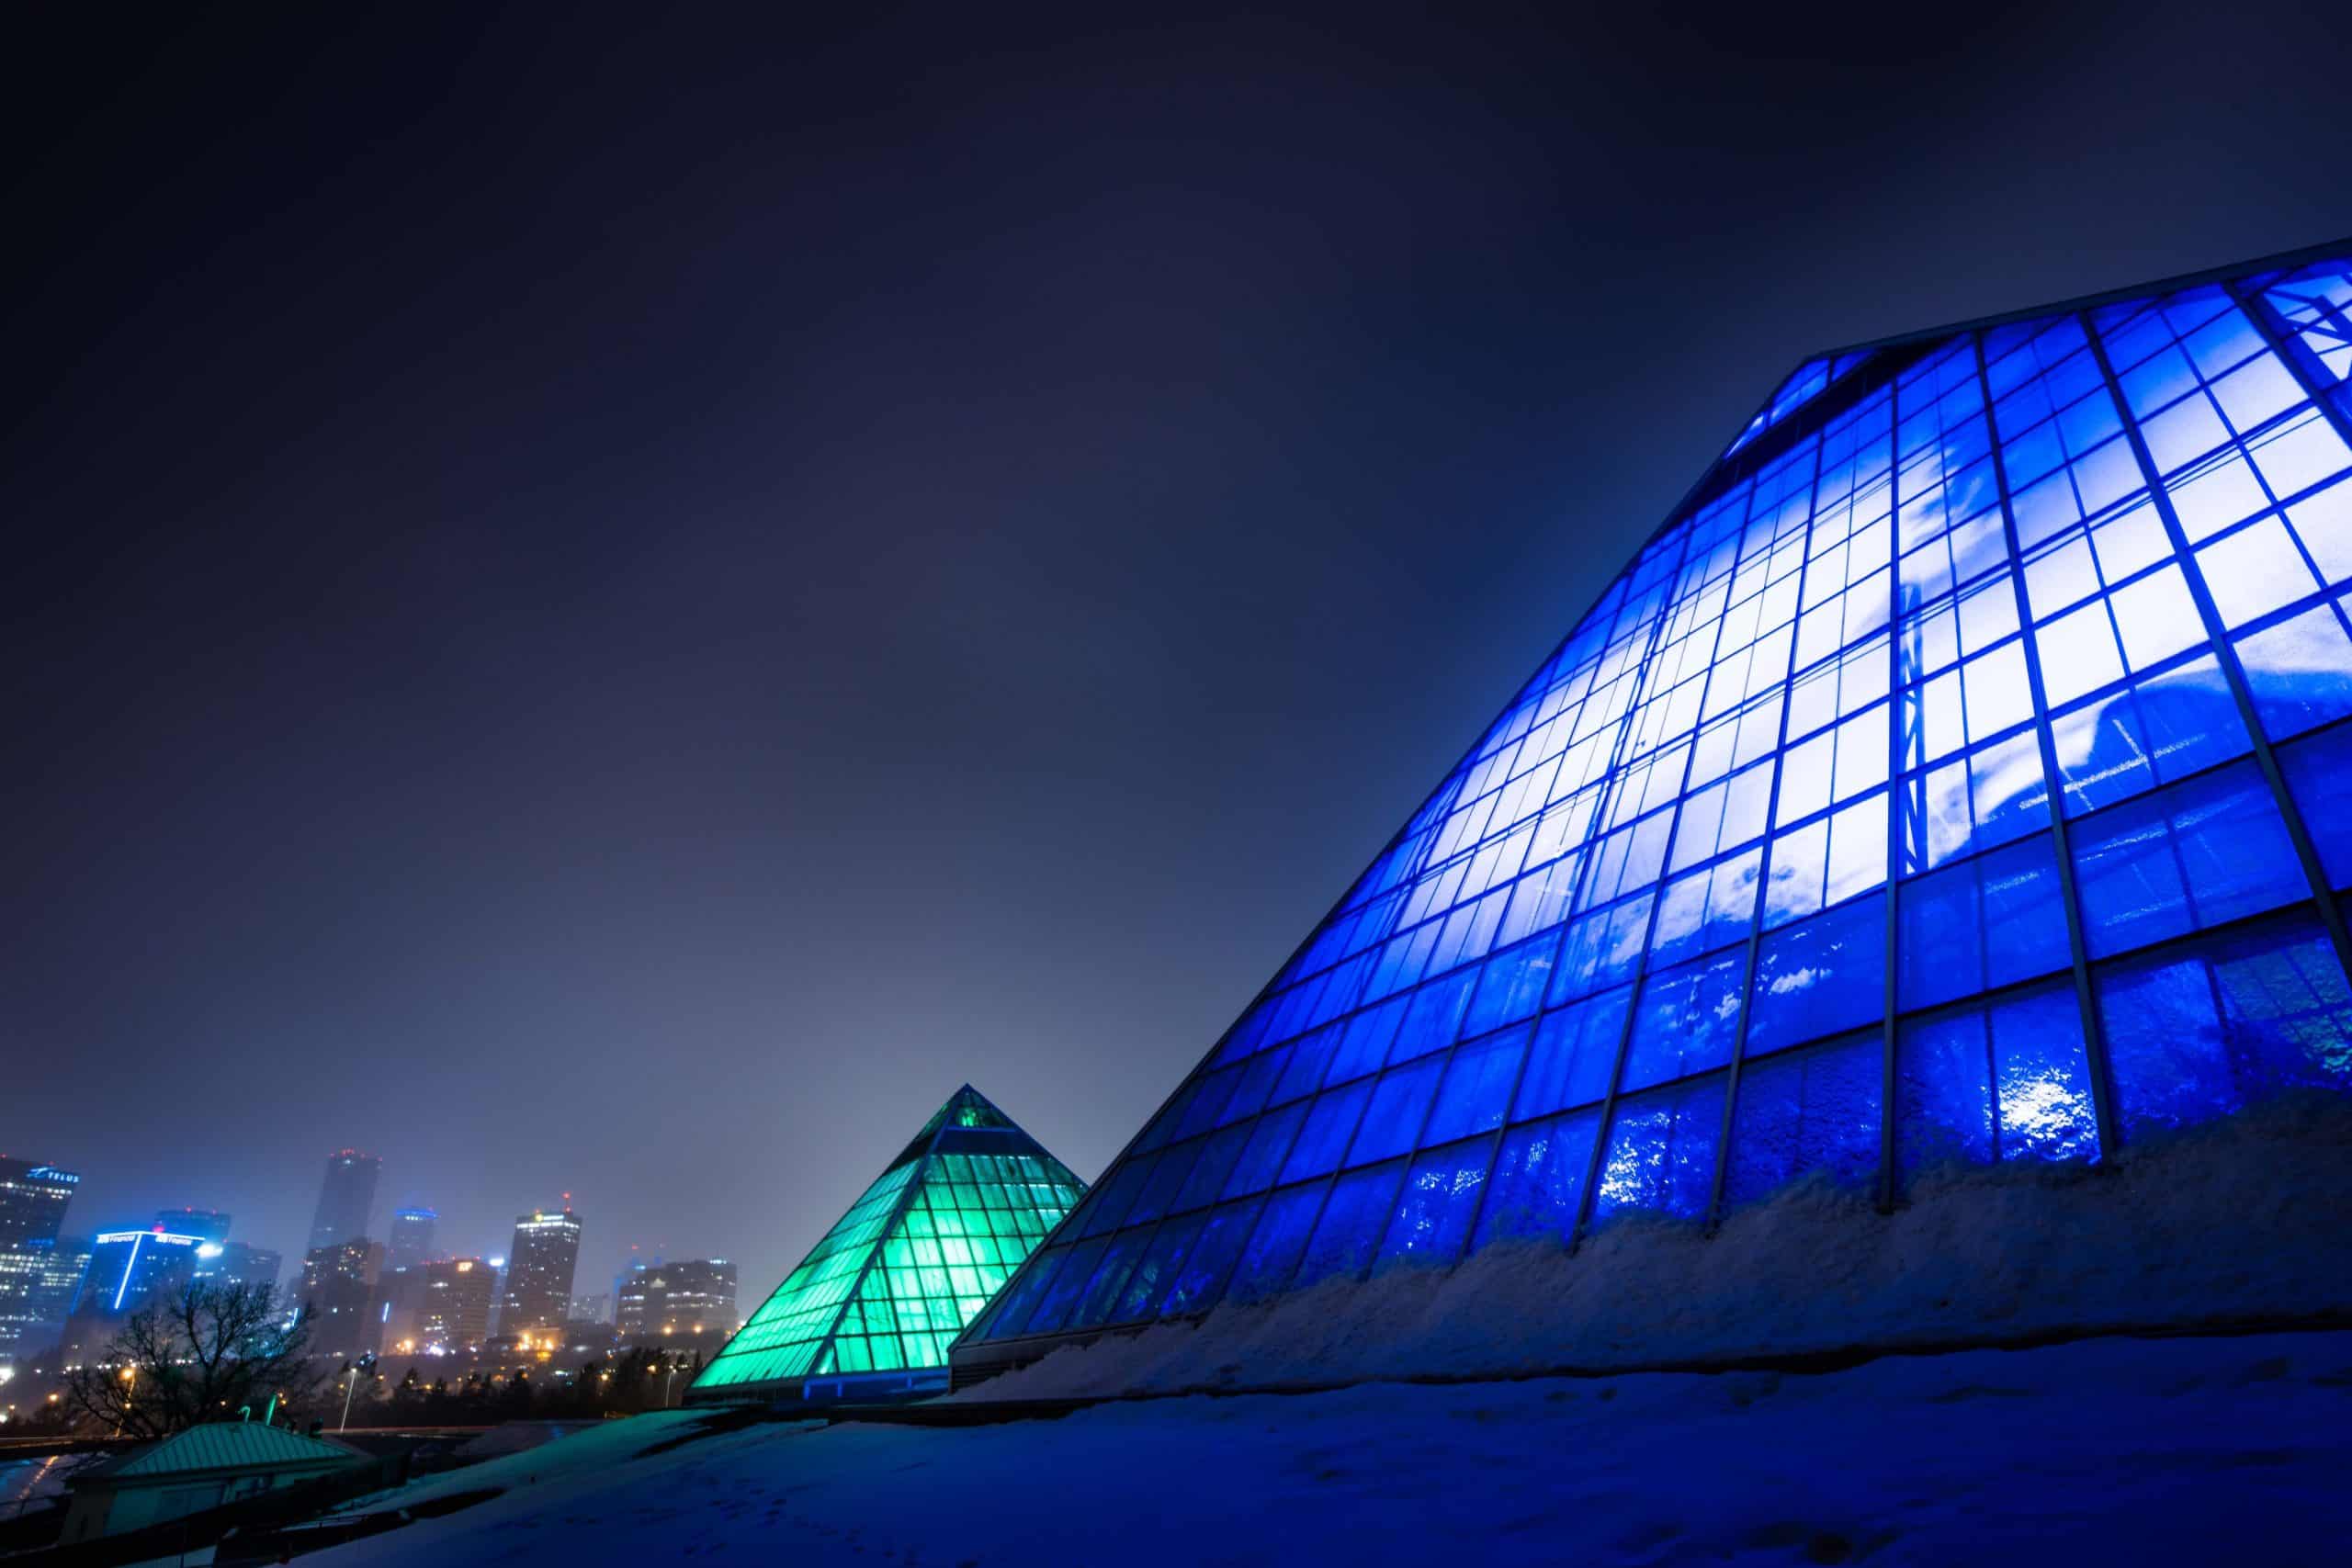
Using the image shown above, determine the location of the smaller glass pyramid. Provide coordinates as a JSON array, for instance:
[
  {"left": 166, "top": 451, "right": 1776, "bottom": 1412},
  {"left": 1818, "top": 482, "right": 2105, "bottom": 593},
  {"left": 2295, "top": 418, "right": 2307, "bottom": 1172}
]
[{"left": 688, "top": 1086, "right": 1086, "bottom": 1399}]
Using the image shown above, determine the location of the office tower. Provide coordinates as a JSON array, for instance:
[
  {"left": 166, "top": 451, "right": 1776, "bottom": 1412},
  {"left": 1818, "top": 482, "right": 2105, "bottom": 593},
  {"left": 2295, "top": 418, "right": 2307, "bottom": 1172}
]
[
  {"left": 954, "top": 240, "right": 2352, "bottom": 1382},
  {"left": 300, "top": 1238, "right": 384, "bottom": 1358},
  {"left": 74, "top": 1226, "right": 206, "bottom": 1321},
  {"left": 27, "top": 1234, "right": 92, "bottom": 1339},
  {"left": 616, "top": 1259, "right": 738, "bottom": 1344},
  {"left": 387, "top": 1207, "right": 437, "bottom": 1271},
  {"left": 417, "top": 1257, "right": 496, "bottom": 1349},
  {"left": 691, "top": 1087, "right": 1083, "bottom": 1401},
  {"left": 0, "top": 1159, "right": 79, "bottom": 1252},
  {"left": 307, "top": 1150, "right": 381, "bottom": 1252},
  {"left": 567, "top": 1292, "right": 610, "bottom": 1325},
  {"left": 499, "top": 1208, "right": 583, "bottom": 1335},
  {"left": 0, "top": 1159, "right": 79, "bottom": 1359}
]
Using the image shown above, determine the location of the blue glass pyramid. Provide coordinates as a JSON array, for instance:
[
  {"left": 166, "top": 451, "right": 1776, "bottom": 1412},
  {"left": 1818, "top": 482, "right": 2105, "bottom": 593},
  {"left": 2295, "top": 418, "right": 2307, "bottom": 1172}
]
[{"left": 956, "top": 240, "right": 2352, "bottom": 1374}]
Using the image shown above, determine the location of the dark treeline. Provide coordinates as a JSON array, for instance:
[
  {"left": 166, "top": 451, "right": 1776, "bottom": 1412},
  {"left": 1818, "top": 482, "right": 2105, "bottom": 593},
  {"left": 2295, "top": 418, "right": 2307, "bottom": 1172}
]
[{"left": 341, "top": 1346, "right": 707, "bottom": 1427}]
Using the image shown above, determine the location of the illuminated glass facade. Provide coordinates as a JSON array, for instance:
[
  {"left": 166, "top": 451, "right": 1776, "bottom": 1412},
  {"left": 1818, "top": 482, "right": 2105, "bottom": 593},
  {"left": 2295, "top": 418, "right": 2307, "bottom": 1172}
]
[
  {"left": 0, "top": 1159, "right": 79, "bottom": 1361},
  {"left": 957, "top": 241, "right": 2352, "bottom": 1372},
  {"left": 689, "top": 1086, "right": 1085, "bottom": 1399}
]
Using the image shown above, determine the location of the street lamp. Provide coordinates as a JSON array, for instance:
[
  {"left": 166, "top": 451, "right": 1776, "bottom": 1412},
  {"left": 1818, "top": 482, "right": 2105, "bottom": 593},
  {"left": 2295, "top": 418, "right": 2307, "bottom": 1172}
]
[{"left": 338, "top": 1353, "right": 377, "bottom": 1433}]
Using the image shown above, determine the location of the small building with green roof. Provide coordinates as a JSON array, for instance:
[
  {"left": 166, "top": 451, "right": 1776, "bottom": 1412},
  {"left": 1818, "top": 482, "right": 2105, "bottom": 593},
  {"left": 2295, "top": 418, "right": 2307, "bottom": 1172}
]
[{"left": 59, "top": 1420, "right": 373, "bottom": 1544}]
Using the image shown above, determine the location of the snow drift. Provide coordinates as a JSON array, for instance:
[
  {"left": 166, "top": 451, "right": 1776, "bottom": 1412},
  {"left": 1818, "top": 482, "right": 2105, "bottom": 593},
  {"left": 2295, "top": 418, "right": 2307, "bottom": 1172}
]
[{"left": 961, "top": 1092, "right": 2352, "bottom": 1400}]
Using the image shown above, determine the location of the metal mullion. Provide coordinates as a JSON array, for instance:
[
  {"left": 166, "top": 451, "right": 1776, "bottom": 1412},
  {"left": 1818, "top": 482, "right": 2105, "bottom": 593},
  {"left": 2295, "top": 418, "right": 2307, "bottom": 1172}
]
[
  {"left": 1973, "top": 327, "right": 2123, "bottom": 1164},
  {"left": 1882, "top": 389, "right": 1938, "bottom": 1213},
  {"left": 1250, "top": 1014, "right": 1403, "bottom": 1304},
  {"left": 1063, "top": 1215, "right": 1165, "bottom": 1338},
  {"left": 2215, "top": 275, "right": 2352, "bottom": 729},
  {"left": 1286, "top": 967, "right": 1476, "bottom": 1297},
  {"left": 1559, "top": 665, "right": 1731, "bottom": 1241},
  {"left": 1882, "top": 393, "right": 1915, "bottom": 1213},
  {"left": 1206, "top": 930, "right": 1465, "bottom": 1317},
  {"left": 806, "top": 1145, "right": 939, "bottom": 1383},
  {"left": 1101, "top": 1072, "right": 1345, "bottom": 1335},
  {"left": 1880, "top": 880, "right": 2340, "bottom": 1069},
  {"left": 1458, "top": 525, "right": 1700, "bottom": 1253},
  {"left": 1142, "top": 1177, "right": 1293, "bottom": 1338},
  {"left": 1073, "top": 1127, "right": 1217, "bottom": 1333},
  {"left": 2076, "top": 309, "right": 2352, "bottom": 994},
  {"left": 1704, "top": 434, "right": 1829, "bottom": 1227},
  {"left": 1347, "top": 959, "right": 1521, "bottom": 1281},
  {"left": 1340, "top": 1145, "right": 1424, "bottom": 1287},
  {"left": 2223, "top": 276, "right": 2352, "bottom": 457}
]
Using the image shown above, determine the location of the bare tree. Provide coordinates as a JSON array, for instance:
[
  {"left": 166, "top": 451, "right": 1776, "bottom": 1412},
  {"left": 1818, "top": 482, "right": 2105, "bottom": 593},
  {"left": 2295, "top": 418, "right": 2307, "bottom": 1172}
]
[{"left": 62, "top": 1281, "right": 324, "bottom": 1439}]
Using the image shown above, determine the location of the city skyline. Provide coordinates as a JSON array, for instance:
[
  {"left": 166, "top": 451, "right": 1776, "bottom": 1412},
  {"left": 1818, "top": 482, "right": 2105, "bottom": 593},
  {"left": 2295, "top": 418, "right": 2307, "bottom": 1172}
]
[{"left": 0, "top": 1141, "right": 718, "bottom": 1317}]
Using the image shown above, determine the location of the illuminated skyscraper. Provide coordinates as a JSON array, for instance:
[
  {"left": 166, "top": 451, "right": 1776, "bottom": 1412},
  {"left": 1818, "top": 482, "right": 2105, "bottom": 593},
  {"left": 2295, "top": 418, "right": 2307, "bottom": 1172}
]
[
  {"left": 307, "top": 1151, "right": 381, "bottom": 1252},
  {"left": 690, "top": 1086, "right": 1084, "bottom": 1402},
  {"left": 0, "top": 1158, "right": 78, "bottom": 1360},
  {"left": 387, "top": 1207, "right": 437, "bottom": 1271},
  {"left": 300, "top": 1237, "right": 384, "bottom": 1358},
  {"left": 417, "top": 1257, "right": 496, "bottom": 1349},
  {"left": 499, "top": 1208, "right": 583, "bottom": 1334},
  {"left": 616, "top": 1259, "right": 738, "bottom": 1344},
  {"left": 955, "top": 239, "right": 2352, "bottom": 1382},
  {"left": 71, "top": 1227, "right": 205, "bottom": 1335},
  {"left": 26, "top": 1234, "right": 92, "bottom": 1342}
]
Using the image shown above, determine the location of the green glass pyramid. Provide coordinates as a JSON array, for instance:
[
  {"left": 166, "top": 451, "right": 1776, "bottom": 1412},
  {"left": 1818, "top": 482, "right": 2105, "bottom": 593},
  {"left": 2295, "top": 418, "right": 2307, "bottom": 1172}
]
[{"left": 688, "top": 1086, "right": 1086, "bottom": 1399}]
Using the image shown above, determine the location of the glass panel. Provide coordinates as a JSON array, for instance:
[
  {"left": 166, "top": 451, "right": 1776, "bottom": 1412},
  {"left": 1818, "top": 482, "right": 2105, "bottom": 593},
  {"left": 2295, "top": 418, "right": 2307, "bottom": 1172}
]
[
  {"left": 1894, "top": 984, "right": 2098, "bottom": 1183},
  {"left": 1295, "top": 1162, "right": 1406, "bottom": 1289},
  {"left": 1622, "top": 947, "right": 1747, "bottom": 1091},
  {"left": 2045, "top": 653, "right": 2248, "bottom": 816},
  {"left": 1896, "top": 833, "right": 2072, "bottom": 1011},
  {"left": 1224, "top": 1186, "right": 1323, "bottom": 1304},
  {"left": 2098, "top": 910, "right": 2352, "bottom": 1143},
  {"left": 1723, "top": 1032, "right": 1882, "bottom": 1207},
  {"left": 1422, "top": 1024, "right": 1531, "bottom": 1145},
  {"left": 1377, "top": 1139, "right": 1492, "bottom": 1269},
  {"left": 1476, "top": 1111, "right": 1603, "bottom": 1248},
  {"left": 2070, "top": 761, "right": 2309, "bottom": 959},
  {"left": 1278, "top": 1082, "right": 1374, "bottom": 1184},
  {"left": 2278, "top": 722, "right": 2352, "bottom": 888},
  {"left": 1160, "top": 1200, "right": 1261, "bottom": 1316},
  {"left": 1747, "top": 892, "right": 1886, "bottom": 1055},
  {"left": 2233, "top": 600, "right": 2352, "bottom": 742},
  {"left": 1511, "top": 987, "right": 1631, "bottom": 1121},
  {"left": 1591, "top": 1073, "right": 1728, "bottom": 1224},
  {"left": 1345, "top": 1057, "right": 1446, "bottom": 1168},
  {"left": 1112, "top": 1215, "right": 1202, "bottom": 1324}
]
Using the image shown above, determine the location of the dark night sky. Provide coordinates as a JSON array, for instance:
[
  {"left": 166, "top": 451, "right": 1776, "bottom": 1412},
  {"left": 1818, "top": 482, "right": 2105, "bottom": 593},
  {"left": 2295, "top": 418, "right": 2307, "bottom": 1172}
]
[{"left": 3, "top": 3, "right": 2345, "bottom": 1298}]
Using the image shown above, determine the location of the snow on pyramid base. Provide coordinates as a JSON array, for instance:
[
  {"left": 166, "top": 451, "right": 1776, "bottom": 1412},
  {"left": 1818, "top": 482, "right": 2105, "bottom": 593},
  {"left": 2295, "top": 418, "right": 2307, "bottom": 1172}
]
[
  {"left": 955, "top": 1090, "right": 2352, "bottom": 1401},
  {"left": 688, "top": 1086, "right": 1085, "bottom": 1404}
]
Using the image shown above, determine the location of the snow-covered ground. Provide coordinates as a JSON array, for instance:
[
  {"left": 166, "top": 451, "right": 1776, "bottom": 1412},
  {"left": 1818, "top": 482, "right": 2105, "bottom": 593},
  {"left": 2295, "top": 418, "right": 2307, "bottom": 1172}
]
[
  {"left": 307, "top": 1103, "right": 2352, "bottom": 1562},
  {"left": 317, "top": 1329, "right": 2352, "bottom": 1565}
]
